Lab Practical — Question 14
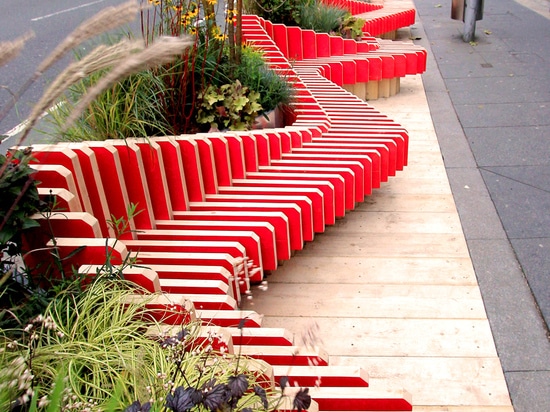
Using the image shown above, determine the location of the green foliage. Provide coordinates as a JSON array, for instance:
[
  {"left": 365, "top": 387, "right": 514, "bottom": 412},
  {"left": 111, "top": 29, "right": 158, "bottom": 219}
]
[
  {"left": 296, "top": 1, "right": 348, "bottom": 34},
  {"left": 48, "top": 69, "right": 172, "bottom": 141},
  {"left": 245, "top": 0, "right": 303, "bottom": 26},
  {"left": 0, "top": 148, "right": 51, "bottom": 330},
  {"left": 0, "top": 275, "right": 288, "bottom": 411},
  {"left": 0, "top": 149, "right": 44, "bottom": 247},
  {"left": 233, "top": 47, "right": 294, "bottom": 114},
  {"left": 247, "top": 0, "right": 364, "bottom": 40},
  {"left": 0, "top": 277, "right": 165, "bottom": 410},
  {"left": 140, "top": 0, "right": 229, "bottom": 135},
  {"left": 44, "top": 0, "right": 295, "bottom": 137},
  {"left": 339, "top": 15, "right": 366, "bottom": 39},
  {"left": 0, "top": 202, "right": 140, "bottom": 334},
  {"left": 197, "top": 80, "right": 263, "bottom": 131}
]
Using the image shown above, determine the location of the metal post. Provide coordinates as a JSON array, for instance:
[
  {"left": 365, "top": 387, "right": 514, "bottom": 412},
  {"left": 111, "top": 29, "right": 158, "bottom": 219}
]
[{"left": 463, "top": 0, "right": 481, "bottom": 42}]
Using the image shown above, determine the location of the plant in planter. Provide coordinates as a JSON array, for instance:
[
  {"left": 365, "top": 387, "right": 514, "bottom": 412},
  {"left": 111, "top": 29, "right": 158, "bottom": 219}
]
[
  {"left": 295, "top": 0, "right": 348, "bottom": 34},
  {"left": 196, "top": 80, "right": 262, "bottom": 131},
  {"left": 1, "top": 3, "right": 311, "bottom": 411},
  {"left": 44, "top": 0, "right": 294, "bottom": 138},
  {"left": 229, "top": 45, "right": 294, "bottom": 129},
  {"left": 0, "top": 148, "right": 51, "bottom": 330},
  {"left": 234, "top": 45, "right": 294, "bottom": 113},
  {"left": 0, "top": 149, "right": 45, "bottom": 249},
  {"left": 339, "top": 15, "right": 366, "bottom": 40},
  {"left": 244, "top": 0, "right": 302, "bottom": 26},
  {"left": 0, "top": 274, "right": 311, "bottom": 411},
  {"left": 246, "top": 0, "right": 365, "bottom": 41},
  {"left": 49, "top": 66, "right": 172, "bottom": 142}
]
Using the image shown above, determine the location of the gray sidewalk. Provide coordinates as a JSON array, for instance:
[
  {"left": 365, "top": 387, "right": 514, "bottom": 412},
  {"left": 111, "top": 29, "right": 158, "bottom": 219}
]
[{"left": 412, "top": 0, "right": 550, "bottom": 410}]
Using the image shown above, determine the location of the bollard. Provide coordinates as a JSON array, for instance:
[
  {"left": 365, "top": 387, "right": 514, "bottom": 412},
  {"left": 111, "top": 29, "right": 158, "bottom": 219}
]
[
  {"left": 451, "top": 0, "right": 484, "bottom": 42},
  {"left": 463, "top": 0, "right": 481, "bottom": 42}
]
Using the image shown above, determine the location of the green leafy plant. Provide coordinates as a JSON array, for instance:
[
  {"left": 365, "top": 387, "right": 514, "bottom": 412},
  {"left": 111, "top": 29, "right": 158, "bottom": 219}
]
[
  {"left": 0, "top": 148, "right": 50, "bottom": 330},
  {"left": 0, "top": 273, "right": 312, "bottom": 411},
  {"left": 0, "top": 148, "right": 45, "bottom": 247},
  {"left": 233, "top": 46, "right": 294, "bottom": 115},
  {"left": 339, "top": 15, "right": 365, "bottom": 40},
  {"left": 244, "top": 0, "right": 303, "bottom": 26},
  {"left": 296, "top": 0, "right": 348, "bottom": 34},
  {"left": 196, "top": 80, "right": 263, "bottom": 131},
  {"left": 43, "top": 0, "right": 294, "bottom": 137},
  {"left": 0, "top": 276, "right": 166, "bottom": 410},
  {"left": 140, "top": 0, "right": 231, "bottom": 134},
  {"left": 247, "top": 0, "right": 364, "bottom": 40}
]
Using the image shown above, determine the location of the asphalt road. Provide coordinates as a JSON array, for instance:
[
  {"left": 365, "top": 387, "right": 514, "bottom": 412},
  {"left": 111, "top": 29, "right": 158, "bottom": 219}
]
[{"left": 0, "top": 0, "right": 134, "bottom": 145}]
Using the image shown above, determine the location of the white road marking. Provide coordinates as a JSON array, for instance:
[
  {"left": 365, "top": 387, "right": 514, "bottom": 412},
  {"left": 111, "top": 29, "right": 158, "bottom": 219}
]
[
  {"left": 1, "top": 102, "right": 66, "bottom": 145},
  {"left": 31, "top": 0, "right": 108, "bottom": 22}
]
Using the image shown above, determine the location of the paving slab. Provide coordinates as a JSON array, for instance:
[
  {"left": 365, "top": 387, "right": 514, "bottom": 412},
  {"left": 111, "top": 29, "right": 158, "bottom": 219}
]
[
  {"left": 505, "top": 371, "right": 550, "bottom": 411},
  {"left": 483, "top": 165, "right": 550, "bottom": 191},
  {"left": 456, "top": 102, "right": 549, "bottom": 128},
  {"left": 510, "top": 237, "right": 550, "bottom": 324},
  {"left": 265, "top": 255, "right": 478, "bottom": 286},
  {"left": 466, "top": 125, "right": 550, "bottom": 166},
  {"left": 244, "top": 70, "right": 512, "bottom": 409},
  {"left": 335, "top": 357, "right": 511, "bottom": 408},
  {"left": 480, "top": 167, "right": 550, "bottom": 238},
  {"left": 445, "top": 76, "right": 549, "bottom": 104},
  {"left": 414, "top": 0, "right": 550, "bottom": 409},
  {"left": 467, "top": 238, "right": 550, "bottom": 371}
]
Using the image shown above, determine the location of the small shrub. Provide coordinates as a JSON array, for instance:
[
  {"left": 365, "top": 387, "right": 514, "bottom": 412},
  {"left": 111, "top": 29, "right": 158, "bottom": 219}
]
[
  {"left": 339, "top": 15, "right": 366, "bottom": 39},
  {"left": 48, "top": 67, "right": 172, "bottom": 141},
  {"left": 0, "top": 274, "right": 312, "bottom": 411},
  {"left": 0, "top": 148, "right": 45, "bottom": 248},
  {"left": 297, "top": 1, "right": 348, "bottom": 34},
  {"left": 245, "top": 0, "right": 303, "bottom": 26},
  {"left": 196, "top": 80, "right": 262, "bottom": 131},
  {"left": 0, "top": 148, "right": 51, "bottom": 330},
  {"left": 233, "top": 46, "right": 294, "bottom": 114}
]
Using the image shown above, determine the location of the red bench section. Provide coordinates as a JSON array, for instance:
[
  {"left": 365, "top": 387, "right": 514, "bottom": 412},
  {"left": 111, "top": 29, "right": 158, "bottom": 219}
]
[
  {"left": 242, "top": 5, "right": 426, "bottom": 100},
  {"left": 319, "top": 0, "right": 417, "bottom": 38},
  {"left": 16, "top": 3, "right": 427, "bottom": 409}
]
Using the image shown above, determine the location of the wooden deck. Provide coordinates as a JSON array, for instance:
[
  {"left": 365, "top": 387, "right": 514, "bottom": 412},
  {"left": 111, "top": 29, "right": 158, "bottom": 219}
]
[{"left": 242, "top": 74, "right": 514, "bottom": 411}]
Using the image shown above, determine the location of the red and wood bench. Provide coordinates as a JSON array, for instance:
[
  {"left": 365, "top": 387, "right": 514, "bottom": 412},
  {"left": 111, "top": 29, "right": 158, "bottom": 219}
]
[
  {"left": 15, "top": 9, "right": 422, "bottom": 408},
  {"left": 241, "top": 12, "right": 426, "bottom": 100}
]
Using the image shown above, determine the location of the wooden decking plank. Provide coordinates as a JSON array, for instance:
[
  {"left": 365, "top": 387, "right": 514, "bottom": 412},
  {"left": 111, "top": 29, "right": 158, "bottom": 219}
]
[{"left": 241, "top": 72, "right": 511, "bottom": 409}]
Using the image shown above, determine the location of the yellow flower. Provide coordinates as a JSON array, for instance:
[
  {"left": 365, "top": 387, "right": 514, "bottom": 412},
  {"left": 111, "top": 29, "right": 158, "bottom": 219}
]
[
  {"left": 206, "top": 0, "right": 217, "bottom": 5},
  {"left": 180, "top": 14, "right": 191, "bottom": 25},
  {"left": 188, "top": 27, "right": 197, "bottom": 35}
]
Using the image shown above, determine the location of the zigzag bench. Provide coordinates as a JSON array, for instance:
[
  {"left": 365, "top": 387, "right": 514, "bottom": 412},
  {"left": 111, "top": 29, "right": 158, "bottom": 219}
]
[
  {"left": 242, "top": 14, "right": 426, "bottom": 100},
  {"left": 16, "top": 17, "right": 421, "bottom": 410},
  {"left": 318, "top": 0, "right": 417, "bottom": 39}
]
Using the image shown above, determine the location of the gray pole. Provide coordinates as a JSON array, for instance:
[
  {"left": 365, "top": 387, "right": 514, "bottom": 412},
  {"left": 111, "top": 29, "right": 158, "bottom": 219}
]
[{"left": 463, "top": 0, "right": 480, "bottom": 42}]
